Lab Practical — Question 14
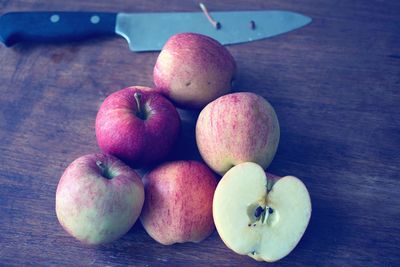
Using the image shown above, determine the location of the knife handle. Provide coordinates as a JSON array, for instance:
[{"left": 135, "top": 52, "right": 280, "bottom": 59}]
[{"left": 0, "top": 12, "right": 117, "bottom": 46}]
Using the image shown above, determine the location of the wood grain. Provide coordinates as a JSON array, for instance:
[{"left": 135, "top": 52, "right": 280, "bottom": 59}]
[{"left": 0, "top": 0, "right": 399, "bottom": 266}]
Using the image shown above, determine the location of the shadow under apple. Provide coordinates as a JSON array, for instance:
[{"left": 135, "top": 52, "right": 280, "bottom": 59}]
[
  {"left": 267, "top": 131, "right": 355, "bottom": 265},
  {"left": 135, "top": 108, "right": 204, "bottom": 177}
]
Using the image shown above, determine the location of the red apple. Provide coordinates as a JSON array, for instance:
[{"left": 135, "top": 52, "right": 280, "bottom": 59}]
[
  {"left": 196, "top": 92, "right": 280, "bottom": 175},
  {"left": 153, "top": 33, "right": 236, "bottom": 109},
  {"left": 95, "top": 86, "right": 181, "bottom": 167},
  {"left": 55, "top": 153, "right": 144, "bottom": 245},
  {"left": 140, "top": 160, "right": 217, "bottom": 245}
]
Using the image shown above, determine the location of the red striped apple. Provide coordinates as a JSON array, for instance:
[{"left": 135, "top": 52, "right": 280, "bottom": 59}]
[
  {"left": 213, "top": 162, "right": 312, "bottom": 262},
  {"left": 153, "top": 33, "right": 236, "bottom": 109},
  {"left": 140, "top": 160, "right": 217, "bottom": 245},
  {"left": 95, "top": 86, "right": 180, "bottom": 167},
  {"left": 196, "top": 92, "right": 280, "bottom": 175},
  {"left": 55, "top": 153, "right": 144, "bottom": 245}
]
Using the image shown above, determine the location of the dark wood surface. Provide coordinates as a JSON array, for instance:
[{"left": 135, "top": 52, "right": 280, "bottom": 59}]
[{"left": 1, "top": 1, "right": 399, "bottom": 266}]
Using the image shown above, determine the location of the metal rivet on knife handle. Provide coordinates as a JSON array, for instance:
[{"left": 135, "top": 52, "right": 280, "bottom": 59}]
[
  {"left": 90, "top": 15, "right": 100, "bottom": 24},
  {"left": 50, "top": 14, "right": 60, "bottom": 23},
  {"left": 199, "top": 2, "right": 221, "bottom": 30}
]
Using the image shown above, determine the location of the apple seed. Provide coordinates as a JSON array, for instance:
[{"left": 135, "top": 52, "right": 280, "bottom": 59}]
[{"left": 254, "top": 206, "right": 264, "bottom": 218}]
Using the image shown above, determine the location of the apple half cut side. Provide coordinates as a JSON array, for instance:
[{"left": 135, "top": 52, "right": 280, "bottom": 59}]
[{"left": 213, "top": 162, "right": 311, "bottom": 262}]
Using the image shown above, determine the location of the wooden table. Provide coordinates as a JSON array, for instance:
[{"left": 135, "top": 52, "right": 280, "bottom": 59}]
[{"left": 1, "top": 1, "right": 399, "bottom": 266}]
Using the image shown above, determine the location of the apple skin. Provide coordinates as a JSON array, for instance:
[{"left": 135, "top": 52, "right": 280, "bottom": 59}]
[
  {"left": 140, "top": 160, "right": 217, "bottom": 245},
  {"left": 55, "top": 153, "right": 144, "bottom": 245},
  {"left": 153, "top": 33, "right": 236, "bottom": 109},
  {"left": 95, "top": 86, "right": 181, "bottom": 167},
  {"left": 196, "top": 92, "right": 280, "bottom": 175}
]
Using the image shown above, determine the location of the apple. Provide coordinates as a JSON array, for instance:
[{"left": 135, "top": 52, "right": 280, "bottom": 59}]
[
  {"left": 55, "top": 153, "right": 144, "bottom": 245},
  {"left": 213, "top": 162, "right": 312, "bottom": 262},
  {"left": 196, "top": 92, "right": 280, "bottom": 175},
  {"left": 153, "top": 32, "right": 236, "bottom": 109},
  {"left": 95, "top": 86, "right": 181, "bottom": 167},
  {"left": 140, "top": 160, "right": 217, "bottom": 245}
]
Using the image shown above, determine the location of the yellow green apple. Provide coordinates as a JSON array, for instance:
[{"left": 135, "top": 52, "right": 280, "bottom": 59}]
[{"left": 55, "top": 153, "right": 144, "bottom": 245}]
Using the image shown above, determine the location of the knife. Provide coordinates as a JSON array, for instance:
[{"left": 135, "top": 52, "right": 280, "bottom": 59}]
[{"left": 0, "top": 10, "right": 311, "bottom": 52}]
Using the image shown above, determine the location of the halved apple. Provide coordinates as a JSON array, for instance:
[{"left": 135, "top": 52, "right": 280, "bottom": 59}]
[{"left": 213, "top": 162, "right": 311, "bottom": 262}]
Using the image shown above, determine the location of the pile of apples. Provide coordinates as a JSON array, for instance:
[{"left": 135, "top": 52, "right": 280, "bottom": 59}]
[{"left": 55, "top": 33, "right": 311, "bottom": 262}]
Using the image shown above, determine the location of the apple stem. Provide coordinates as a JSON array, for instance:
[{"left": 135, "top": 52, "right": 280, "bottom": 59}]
[
  {"left": 96, "top": 160, "right": 105, "bottom": 170},
  {"left": 134, "top": 92, "right": 145, "bottom": 120},
  {"left": 261, "top": 207, "right": 275, "bottom": 224},
  {"left": 96, "top": 161, "right": 114, "bottom": 180},
  {"left": 266, "top": 178, "right": 274, "bottom": 193},
  {"left": 96, "top": 160, "right": 107, "bottom": 176},
  {"left": 261, "top": 208, "right": 267, "bottom": 224},
  {"left": 199, "top": 3, "right": 221, "bottom": 29}
]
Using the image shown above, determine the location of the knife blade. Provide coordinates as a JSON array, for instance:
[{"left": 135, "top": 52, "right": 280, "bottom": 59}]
[{"left": 0, "top": 11, "right": 311, "bottom": 52}]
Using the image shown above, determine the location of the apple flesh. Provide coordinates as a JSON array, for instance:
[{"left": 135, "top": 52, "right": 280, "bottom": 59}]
[
  {"left": 153, "top": 33, "right": 236, "bottom": 109},
  {"left": 95, "top": 86, "right": 180, "bottom": 167},
  {"left": 140, "top": 160, "right": 217, "bottom": 245},
  {"left": 213, "top": 162, "right": 311, "bottom": 262},
  {"left": 196, "top": 92, "right": 280, "bottom": 175},
  {"left": 55, "top": 153, "right": 145, "bottom": 245}
]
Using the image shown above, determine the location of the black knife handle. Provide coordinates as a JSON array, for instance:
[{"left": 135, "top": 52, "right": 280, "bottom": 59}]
[{"left": 0, "top": 12, "right": 117, "bottom": 46}]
